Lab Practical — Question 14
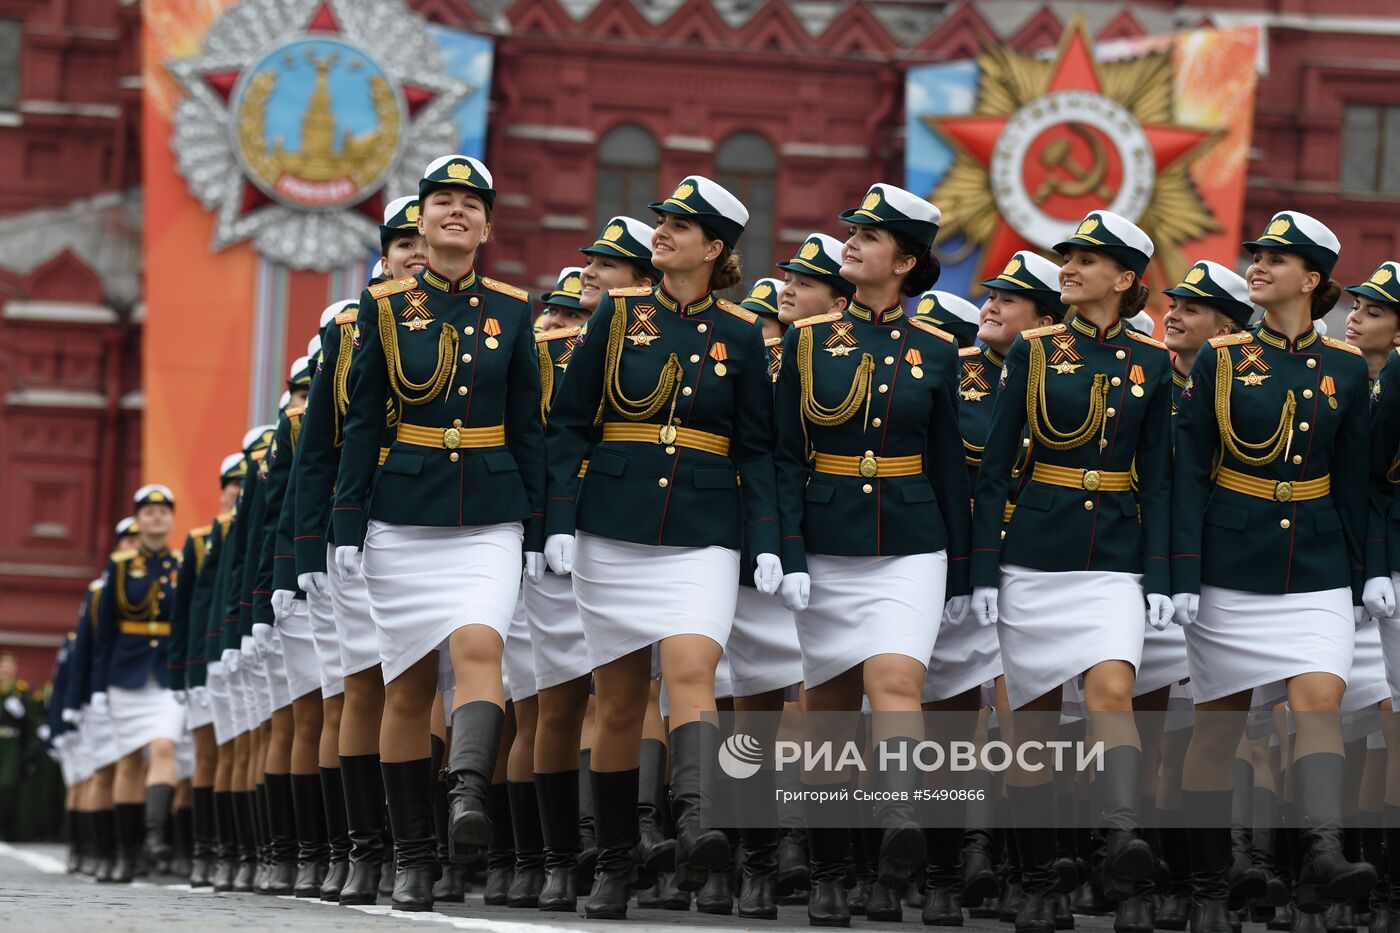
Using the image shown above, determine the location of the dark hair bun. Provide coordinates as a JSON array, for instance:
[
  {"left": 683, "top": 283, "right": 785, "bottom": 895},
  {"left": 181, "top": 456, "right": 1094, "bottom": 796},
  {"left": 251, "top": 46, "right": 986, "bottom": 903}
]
[{"left": 1311, "top": 278, "right": 1342, "bottom": 321}]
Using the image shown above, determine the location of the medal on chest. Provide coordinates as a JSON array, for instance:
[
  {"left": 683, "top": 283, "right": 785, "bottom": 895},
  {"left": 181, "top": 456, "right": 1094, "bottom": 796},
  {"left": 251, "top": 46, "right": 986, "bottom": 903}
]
[
  {"left": 961, "top": 360, "right": 989, "bottom": 402},
  {"left": 1129, "top": 365, "right": 1145, "bottom": 398},
  {"left": 398, "top": 290, "right": 434, "bottom": 331},
  {"left": 483, "top": 317, "right": 501, "bottom": 350},
  {"left": 1049, "top": 334, "right": 1082, "bottom": 375},
  {"left": 1235, "top": 345, "right": 1270, "bottom": 387},
  {"left": 905, "top": 348, "right": 923, "bottom": 380},
  {"left": 709, "top": 342, "right": 728, "bottom": 377},
  {"left": 626, "top": 305, "right": 661, "bottom": 347},
  {"left": 824, "top": 321, "right": 857, "bottom": 357},
  {"left": 1321, "top": 375, "right": 1337, "bottom": 410}
]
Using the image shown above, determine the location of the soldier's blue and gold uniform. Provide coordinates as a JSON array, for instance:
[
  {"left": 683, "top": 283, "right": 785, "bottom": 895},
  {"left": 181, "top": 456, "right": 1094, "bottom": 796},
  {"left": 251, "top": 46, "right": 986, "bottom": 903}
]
[{"left": 93, "top": 539, "right": 179, "bottom": 701}]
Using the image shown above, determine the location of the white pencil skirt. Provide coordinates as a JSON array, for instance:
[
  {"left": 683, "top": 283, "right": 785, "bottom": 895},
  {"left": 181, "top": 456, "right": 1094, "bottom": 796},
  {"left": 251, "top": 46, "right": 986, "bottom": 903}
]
[
  {"left": 83, "top": 705, "right": 121, "bottom": 769},
  {"left": 247, "top": 657, "right": 272, "bottom": 726},
  {"left": 1345, "top": 616, "right": 1390, "bottom": 713},
  {"left": 996, "top": 565, "right": 1144, "bottom": 710},
  {"left": 923, "top": 608, "right": 1002, "bottom": 704},
  {"left": 306, "top": 589, "right": 346, "bottom": 698},
  {"left": 229, "top": 666, "right": 251, "bottom": 738},
  {"left": 110, "top": 676, "right": 186, "bottom": 760},
  {"left": 572, "top": 531, "right": 739, "bottom": 669},
  {"left": 206, "top": 663, "right": 236, "bottom": 746},
  {"left": 504, "top": 593, "right": 538, "bottom": 704},
  {"left": 1379, "top": 573, "right": 1400, "bottom": 707},
  {"left": 1135, "top": 620, "right": 1191, "bottom": 698},
  {"left": 278, "top": 599, "right": 323, "bottom": 702},
  {"left": 1186, "top": 585, "right": 1353, "bottom": 704},
  {"left": 186, "top": 683, "right": 215, "bottom": 730},
  {"left": 522, "top": 571, "right": 592, "bottom": 691},
  {"left": 727, "top": 586, "right": 805, "bottom": 698},
  {"left": 176, "top": 730, "right": 195, "bottom": 781},
  {"left": 263, "top": 632, "right": 292, "bottom": 712},
  {"left": 796, "top": 551, "right": 947, "bottom": 690},
  {"left": 327, "top": 544, "right": 384, "bottom": 679},
  {"left": 362, "top": 520, "right": 523, "bottom": 685}
]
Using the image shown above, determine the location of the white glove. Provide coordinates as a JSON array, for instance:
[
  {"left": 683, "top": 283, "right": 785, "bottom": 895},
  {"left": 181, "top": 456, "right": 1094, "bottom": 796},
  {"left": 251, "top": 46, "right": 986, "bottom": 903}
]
[
  {"left": 1171, "top": 593, "right": 1198, "bottom": 627},
  {"left": 90, "top": 692, "right": 108, "bottom": 715},
  {"left": 334, "top": 545, "right": 362, "bottom": 577},
  {"left": 297, "top": 572, "right": 328, "bottom": 599},
  {"left": 1363, "top": 576, "right": 1396, "bottom": 621},
  {"left": 271, "top": 590, "right": 295, "bottom": 621},
  {"left": 943, "top": 595, "right": 971, "bottom": 626},
  {"left": 37, "top": 724, "right": 50, "bottom": 742},
  {"left": 1355, "top": 606, "right": 1368, "bottom": 629},
  {"left": 61, "top": 708, "right": 81, "bottom": 725},
  {"left": 779, "top": 572, "right": 810, "bottom": 612},
  {"left": 971, "top": 586, "right": 999, "bottom": 627},
  {"left": 221, "top": 647, "right": 241, "bottom": 674},
  {"left": 754, "top": 553, "right": 783, "bottom": 595},
  {"left": 524, "top": 552, "right": 545, "bottom": 584},
  {"left": 4, "top": 695, "right": 23, "bottom": 719},
  {"left": 1146, "top": 594, "right": 1174, "bottom": 632},
  {"left": 240, "top": 635, "right": 259, "bottom": 667},
  {"left": 545, "top": 534, "right": 575, "bottom": 575},
  {"left": 172, "top": 690, "right": 188, "bottom": 705},
  {"left": 192, "top": 686, "right": 209, "bottom": 707},
  {"left": 252, "top": 623, "right": 275, "bottom": 660}
]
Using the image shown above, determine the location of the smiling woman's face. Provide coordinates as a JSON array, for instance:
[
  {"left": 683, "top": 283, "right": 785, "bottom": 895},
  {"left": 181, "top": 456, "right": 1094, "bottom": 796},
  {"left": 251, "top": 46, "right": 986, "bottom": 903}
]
[
  {"left": 580, "top": 255, "right": 648, "bottom": 311},
  {"left": 384, "top": 233, "right": 427, "bottom": 279},
  {"left": 977, "top": 289, "right": 1050, "bottom": 353},
  {"left": 418, "top": 188, "right": 491, "bottom": 256}
]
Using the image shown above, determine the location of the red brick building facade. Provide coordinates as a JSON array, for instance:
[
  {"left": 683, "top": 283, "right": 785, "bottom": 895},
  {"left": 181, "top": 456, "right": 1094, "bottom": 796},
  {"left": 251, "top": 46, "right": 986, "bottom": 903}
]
[{"left": 2, "top": 0, "right": 1399, "bottom": 683}]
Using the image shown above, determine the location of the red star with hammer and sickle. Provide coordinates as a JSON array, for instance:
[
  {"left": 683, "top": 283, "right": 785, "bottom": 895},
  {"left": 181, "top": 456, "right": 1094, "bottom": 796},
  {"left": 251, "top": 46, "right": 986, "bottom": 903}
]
[
  {"left": 932, "top": 23, "right": 1213, "bottom": 284},
  {"left": 197, "top": 2, "right": 440, "bottom": 223}
]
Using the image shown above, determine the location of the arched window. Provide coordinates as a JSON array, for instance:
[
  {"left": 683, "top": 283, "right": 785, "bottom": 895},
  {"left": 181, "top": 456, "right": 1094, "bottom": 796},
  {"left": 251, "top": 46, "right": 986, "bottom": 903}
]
[
  {"left": 715, "top": 131, "right": 778, "bottom": 292},
  {"left": 594, "top": 124, "right": 660, "bottom": 233}
]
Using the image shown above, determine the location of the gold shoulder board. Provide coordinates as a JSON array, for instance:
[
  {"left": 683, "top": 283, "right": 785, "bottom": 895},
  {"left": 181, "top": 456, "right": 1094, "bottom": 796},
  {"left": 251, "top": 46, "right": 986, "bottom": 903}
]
[
  {"left": 1323, "top": 335, "right": 1363, "bottom": 356},
  {"left": 335, "top": 308, "right": 358, "bottom": 325},
  {"left": 1125, "top": 329, "right": 1168, "bottom": 351},
  {"left": 910, "top": 318, "right": 955, "bottom": 343},
  {"left": 481, "top": 277, "right": 528, "bottom": 301},
  {"left": 286, "top": 406, "right": 306, "bottom": 418},
  {"left": 607, "top": 285, "right": 653, "bottom": 298},
  {"left": 1208, "top": 332, "right": 1252, "bottom": 349},
  {"left": 764, "top": 336, "right": 783, "bottom": 348},
  {"left": 368, "top": 276, "right": 417, "bottom": 300},
  {"left": 958, "top": 345, "right": 981, "bottom": 358},
  {"left": 217, "top": 511, "right": 233, "bottom": 524},
  {"left": 190, "top": 525, "right": 212, "bottom": 539},
  {"left": 716, "top": 298, "right": 758, "bottom": 324},
  {"left": 536, "top": 325, "right": 582, "bottom": 344},
  {"left": 793, "top": 312, "right": 843, "bottom": 329},
  {"left": 1022, "top": 323, "right": 1066, "bottom": 340},
  {"left": 110, "top": 548, "right": 137, "bottom": 562}
]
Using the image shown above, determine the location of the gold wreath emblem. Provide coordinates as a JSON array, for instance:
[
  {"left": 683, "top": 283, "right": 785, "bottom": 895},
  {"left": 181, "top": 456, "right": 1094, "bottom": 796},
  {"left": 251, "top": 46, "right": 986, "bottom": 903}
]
[
  {"left": 405, "top": 204, "right": 420, "bottom": 223},
  {"left": 1373, "top": 268, "right": 1394, "bottom": 286},
  {"left": 673, "top": 183, "right": 695, "bottom": 201},
  {"left": 862, "top": 191, "right": 881, "bottom": 211},
  {"left": 603, "top": 223, "right": 624, "bottom": 242},
  {"left": 800, "top": 241, "right": 821, "bottom": 261},
  {"left": 1185, "top": 265, "right": 1206, "bottom": 285},
  {"left": 1267, "top": 217, "right": 1291, "bottom": 237},
  {"left": 1076, "top": 217, "right": 1099, "bottom": 237},
  {"left": 1003, "top": 257, "right": 1022, "bottom": 276},
  {"left": 753, "top": 284, "right": 772, "bottom": 300},
  {"left": 563, "top": 275, "right": 582, "bottom": 294},
  {"left": 916, "top": 297, "right": 936, "bottom": 315},
  {"left": 447, "top": 162, "right": 472, "bottom": 181}
]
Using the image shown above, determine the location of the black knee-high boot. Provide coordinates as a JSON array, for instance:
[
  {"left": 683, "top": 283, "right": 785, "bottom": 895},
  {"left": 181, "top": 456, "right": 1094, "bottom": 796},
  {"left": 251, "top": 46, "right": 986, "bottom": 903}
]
[
  {"left": 338, "top": 754, "right": 385, "bottom": 905},
  {"left": 170, "top": 805, "right": 193, "bottom": 878},
  {"left": 428, "top": 735, "right": 466, "bottom": 902},
  {"left": 736, "top": 763, "right": 778, "bottom": 920},
  {"left": 925, "top": 823, "right": 968, "bottom": 926},
  {"left": 1295, "top": 754, "right": 1376, "bottom": 910},
  {"left": 1157, "top": 811, "right": 1192, "bottom": 930},
  {"left": 506, "top": 780, "right": 545, "bottom": 907},
  {"left": 252, "top": 783, "right": 271, "bottom": 892},
  {"left": 1229, "top": 759, "right": 1266, "bottom": 906},
  {"left": 1182, "top": 789, "right": 1232, "bottom": 933},
  {"left": 290, "top": 773, "right": 328, "bottom": 897},
  {"left": 1009, "top": 784, "right": 1059, "bottom": 933},
  {"left": 143, "top": 783, "right": 175, "bottom": 863},
  {"left": 484, "top": 782, "right": 515, "bottom": 904},
  {"left": 446, "top": 702, "right": 503, "bottom": 864},
  {"left": 805, "top": 780, "right": 852, "bottom": 928},
  {"left": 319, "top": 767, "right": 350, "bottom": 901},
  {"left": 1253, "top": 787, "right": 1291, "bottom": 907},
  {"left": 576, "top": 749, "right": 597, "bottom": 888},
  {"left": 190, "top": 787, "right": 217, "bottom": 887},
  {"left": 112, "top": 802, "right": 143, "bottom": 883},
  {"left": 263, "top": 773, "right": 297, "bottom": 894},
  {"left": 584, "top": 767, "right": 639, "bottom": 920},
  {"left": 534, "top": 770, "right": 578, "bottom": 911},
  {"left": 963, "top": 769, "right": 1000, "bottom": 905},
  {"left": 381, "top": 758, "right": 438, "bottom": 911},
  {"left": 637, "top": 738, "right": 677, "bottom": 874},
  {"left": 871, "top": 737, "right": 925, "bottom": 889},
  {"left": 669, "top": 721, "right": 729, "bottom": 890},
  {"left": 1383, "top": 804, "right": 1400, "bottom": 930},
  {"left": 211, "top": 792, "right": 236, "bottom": 891},
  {"left": 1094, "top": 747, "right": 1153, "bottom": 900},
  {"left": 233, "top": 791, "right": 258, "bottom": 892}
]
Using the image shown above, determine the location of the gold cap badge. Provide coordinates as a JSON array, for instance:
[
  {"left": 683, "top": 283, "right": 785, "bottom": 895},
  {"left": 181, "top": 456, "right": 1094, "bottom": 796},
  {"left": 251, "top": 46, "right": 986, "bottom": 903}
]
[
  {"left": 603, "top": 223, "right": 623, "bottom": 242},
  {"left": 799, "top": 241, "right": 820, "bottom": 261},
  {"left": 405, "top": 204, "right": 420, "bottom": 223},
  {"left": 1185, "top": 265, "right": 1206, "bottom": 285},
  {"left": 1267, "top": 217, "right": 1291, "bottom": 237},
  {"left": 1003, "top": 257, "right": 1022, "bottom": 276},
  {"left": 916, "top": 297, "right": 935, "bottom": 315},
  {"left": 447, "top": 162, "right": 472, "bottom": 181},
  {"left": 673, "top": 183, "right": 694, "bottom": 200},
  {"left": 862, "top": 190, "right": 881, "bottom": 211},
  {"left": 753, "top": 284, "right": 772, "bottom": 300},
  {"left": 563, "top": 275, "right": 582, "bottom": 294},
  {"left": 1076, "top": 217, "right": 1099, "bottom": 237},
  {"left": 1373, "top": 267, "right": 1394, "bottom": 286}
]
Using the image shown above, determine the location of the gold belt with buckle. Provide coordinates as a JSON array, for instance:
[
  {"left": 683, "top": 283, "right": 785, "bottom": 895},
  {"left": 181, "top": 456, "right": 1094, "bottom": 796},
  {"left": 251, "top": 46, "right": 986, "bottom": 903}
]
[
  {"left": 1216, "top": 467, "right": 1330, "bottom": 503},
  {"left": 1032, "top": 463, "right": 1133, "bottom": 492},
  {"left": 396, "top": 423, "right": 506, "bottom": 450},
  {"left": 812, "top": 452, "right": 923, "bottom": 478},
  {"left": 119, "top": 621, "right": 171, "bottom": 637},
  {"left": 601, "top": 423, "right": 731, "bottom": 457}
]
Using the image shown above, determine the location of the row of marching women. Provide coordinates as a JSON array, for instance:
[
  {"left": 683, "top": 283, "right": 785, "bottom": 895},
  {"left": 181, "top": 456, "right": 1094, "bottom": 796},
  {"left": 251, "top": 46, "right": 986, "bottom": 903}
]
[{"left": 38, "top": 150, "right": 1400, "bottom": 933}]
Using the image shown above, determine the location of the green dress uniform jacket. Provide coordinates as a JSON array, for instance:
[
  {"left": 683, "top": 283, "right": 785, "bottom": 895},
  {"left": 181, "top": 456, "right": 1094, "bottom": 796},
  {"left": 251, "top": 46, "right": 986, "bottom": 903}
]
[
  {"left": 185, "top": 514, "right": 230, "bottom": 688},
  {"left": 168, "top": 524, "right": 213, "bottom": 690},
  {"left": 270, "top": 409, "right": 304, "bottom": 599},
  {"left": 1172, "top": 325, "right": 1369, "bottom": 599},
  {"left": 333, "top": 268, "right": 546, "bottom": 552},
  {"left": 1367, "top": 350, "right": 1400, "bottom": 578},
  {"left": 93, "top": 544, "right": 180, "bottom": 692},
  {"left": 1171, "top": 363, "right": 1190, "bottom": 416},
  {"left": 216, "top": 467, "right": 259, "bottom": 655},
  {"left": 255, "top": 408, "right": 301, "bottom": 623},
  {"left": 545, "top": 286, "right": 780, "bottom": 556},
  {"left": 237, "top": 460, "right": 270, "bottom": 641},
  {"left": 971, "top": 314, "right": 1173, "bottom": 595},
  {"left": 773, "top": 304, "right": 970, "bottom": 590},
  {"left": 62, "top": 580, "right": 103, "bottom": 712}
]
